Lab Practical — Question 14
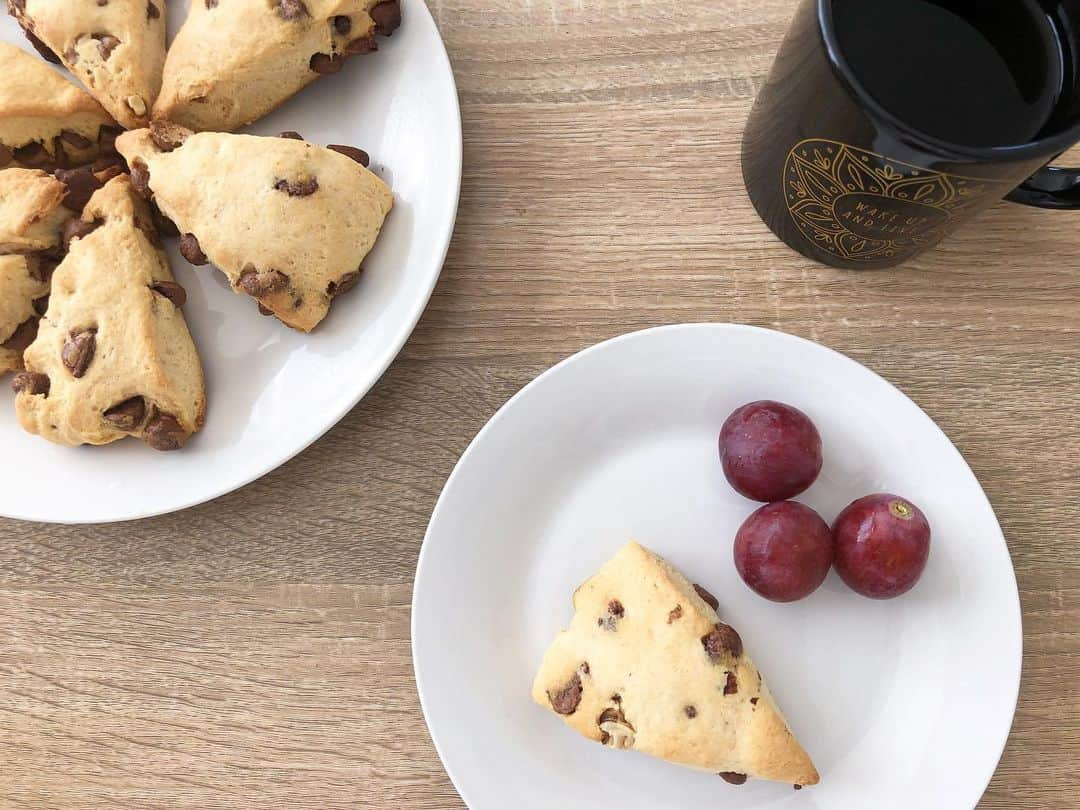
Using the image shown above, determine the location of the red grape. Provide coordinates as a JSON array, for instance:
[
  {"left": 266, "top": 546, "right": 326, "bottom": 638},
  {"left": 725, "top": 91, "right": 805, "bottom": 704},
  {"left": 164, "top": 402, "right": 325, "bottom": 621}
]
[
  {"left": 832, "top": 494, "right": 931, "bottom": 599},
  {"left": 733, "top": 501, "right": 834, "bottom": 602},
  {"left": 719, "top": 401, "right": 823, "bottom": 502}
]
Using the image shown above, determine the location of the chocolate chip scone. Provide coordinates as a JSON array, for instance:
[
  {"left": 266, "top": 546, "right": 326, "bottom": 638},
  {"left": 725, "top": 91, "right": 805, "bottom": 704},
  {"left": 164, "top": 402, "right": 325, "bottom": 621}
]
[
  {"left": 115, "top": 125, "right": 393, "bottom": 332},
  {"left": 7, "top": 0, "right": 166, "bottom": 129},
  {"left": 0, "top": 168, "right": 71, "bottom": 374},
  {"left": 532, "top": 542, "right": 820, "bottom": 788},
  {"left": 0, "top": 42, "right": 119, "bottom": 170},
  {"left": 153, "top": 0, "right": 400, "bottom": 132},
  {"left": 14, "top": 175, "right": 206, "bottom": 450}
]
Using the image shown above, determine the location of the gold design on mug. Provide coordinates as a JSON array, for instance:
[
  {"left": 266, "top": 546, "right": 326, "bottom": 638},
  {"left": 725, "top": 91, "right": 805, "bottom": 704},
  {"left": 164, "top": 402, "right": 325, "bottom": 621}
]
[{"left": 783, "top": 139, "right": 1012, "bottom": 262}]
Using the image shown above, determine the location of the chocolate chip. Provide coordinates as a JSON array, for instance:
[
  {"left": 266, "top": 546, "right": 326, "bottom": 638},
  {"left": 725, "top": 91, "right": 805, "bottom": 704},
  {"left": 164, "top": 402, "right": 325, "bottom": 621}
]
[
  {"left": 309, "top": 52, "right": 343, "bottom": 74},
  {"left": 371, "top": 0, "right": 400, "bottom": 35},
  {"left": 147, "top": 1, "right": 159, "bottom": 18},
  {"left": 327, "top": 143, "right": 369, "bottom": 167},
  {"left": 547, "top": 672, "right": 582, "bottom": 716},
  {"left": 0, "top": 144, "right": 11, "bottom": 168},
  {"left": 344, "top": 35, "right": 376, "bottom": 55},
  {"left": 597, "top": 707, "right": 621, "bottom": 725},
  {"left": 129, "top": 159, "right": 152, "bottom": 199},
  {"left": 701, "top": 622, "right": 743, "bottom": 663},
  {"left": 59, "top": 129, "right": 92, "bottom": 149},
  {"left": 257, "top": 303, "right": 274, "bottom": 316},
  {"left": 278, "top": 131, "right": 304, "bottom": 140},
  {"left": 327, "top": 270, "right": 361, "bottom": 298},
  {"left": 143, "top": 412, "right": 188, "bottom": 451},
  {"left": 61, "top": 328, "right": 96, "bottom": 378},
  {"left": 719, "top": 772, "right": 747, "bottom": 786},
  {"left": 64, "top": 46, "right": 79, "bottom": 64},
  {"left": 750, "top": 697, "right": 758, "bottom": 706},
  {"left": 238, "top": 266, "right": 289, "bottom": 297},
  {"left": 62, "top": 218, "right": 103, "bottom": 250},
  {"left": 97, "top": 0, "right": 108, "bottom": 5},
  {"left": 205, "top": 0, "right": 218, "bottom": 8},
  {"left": 693, "top": 584, "right": 719, "bottom": 612},
  {"left": 23, "top": 29, "right": 62, "bottom": 64},
  {"left": 11, "top": 371, "right": 49, "bottom": 396},
  {"left": 667, "top": 604, "right": 683, "bottom": 624},
  {"left": 608, "top": 600, "right": 624, "bottom": 618},
  {"left": 684, "top": 705, "right": 697, "bottom": 719},
  {"left": 57, "top": 166, "right": 105, "bottom": 212},
  {"left": 2, "top": 318, "right": 38, "bottom": 352},
  {"left": 723, "top": 671, "right": 738, "bottom": 695},
  {"left": 179, "top": 233, "right": 208, "bottom": 265},
  {"left": 794, "top": 784, "right": 803, "bottom": 791},
  {"left": 149, "top": 119, "right": 188, "bottom": 152},
  {"left": 150, "top": 202, "right": 178, "bottom": 236},
  {"left": 103, "top": 396, "right": 146, "bottom": 430},
  {"left": 97, "top": 34, "right": 120, "bottom": 60},
  {"left": 12, "top": 141, "right": 50, "bottom": 169},
  {"left": 273, "top": 176, "right": 318, "bottom": 196},
  {"left": 97, "top": 126, "right": 123, "bottom": 154},
  {"left": 151, "top": 281, "right": 186, "bottom": 308},
  {"left": 32, "top": 295, "right": 49, "bottom": 316},
  {"left": 580, "top": 662, "right": 589, "bottom": 675},
  {"left": 333, "top": 14, "right": 351, "bottom": 34},
  {"left": 27, "top": 254, "right": 59, "bottom": 284},
  {"left": 274, "top": 0, "right": 308, "bottom": 20}
]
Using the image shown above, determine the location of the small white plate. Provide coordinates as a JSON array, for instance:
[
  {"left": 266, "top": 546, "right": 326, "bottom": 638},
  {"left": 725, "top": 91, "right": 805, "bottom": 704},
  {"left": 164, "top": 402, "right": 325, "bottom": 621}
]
[
  {"left": 413, "top": 324, "right": 1021, "bottom": 810},
  {"left": 0, "top": 0, "right": 460, "bottom": 523}
]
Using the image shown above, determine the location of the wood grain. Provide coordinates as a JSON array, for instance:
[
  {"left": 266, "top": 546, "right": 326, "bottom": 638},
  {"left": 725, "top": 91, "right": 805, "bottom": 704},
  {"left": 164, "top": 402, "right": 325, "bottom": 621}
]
[{"left": 2, "top": 0, "right": 1078, "bottom": 806}]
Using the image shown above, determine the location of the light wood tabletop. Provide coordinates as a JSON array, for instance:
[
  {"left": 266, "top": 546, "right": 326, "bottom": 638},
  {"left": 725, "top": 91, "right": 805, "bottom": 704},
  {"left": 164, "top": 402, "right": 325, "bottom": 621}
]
[{"left": 2, "top": 0, "right": 1078, "bottom": 807}]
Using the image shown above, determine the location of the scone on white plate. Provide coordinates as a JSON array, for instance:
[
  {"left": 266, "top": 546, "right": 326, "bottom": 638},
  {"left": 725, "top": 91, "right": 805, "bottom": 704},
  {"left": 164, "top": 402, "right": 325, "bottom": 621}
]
[
  {"left": 0, "top": 167, "right": 72, "bottom": 375},
  {"left": 154, "top": 0, "right": 401, "bottom": 132},
  {"left": 532, "top": 541, "right": 820, "bottom": 788},
  {"left": 115, "top": 124, "right": 393, "bottom": 332},
  {"left": 13, "top": 175, "right": 206, "bottom": 450},
  {"left": 0, "top": 42, "right": 119, "bottom": 170},
  {"left": 6, "top": 0, "right": 166, "bottom": 128}
]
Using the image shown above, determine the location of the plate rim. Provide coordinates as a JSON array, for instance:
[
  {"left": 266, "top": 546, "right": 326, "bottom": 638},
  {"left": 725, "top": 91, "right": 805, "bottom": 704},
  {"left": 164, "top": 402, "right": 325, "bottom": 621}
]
[
  {"left": 412, "top": 322, "right": 1022, "bottom": 809},
  {"left": 0, "top": 1, "right": 462, "bottom": 525}
]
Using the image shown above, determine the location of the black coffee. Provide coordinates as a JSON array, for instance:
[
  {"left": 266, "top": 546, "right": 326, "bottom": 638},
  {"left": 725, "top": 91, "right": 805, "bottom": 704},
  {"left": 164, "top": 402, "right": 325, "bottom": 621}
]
[{"left": 833, "top": 0, "right": 1065, "bottom": 147}]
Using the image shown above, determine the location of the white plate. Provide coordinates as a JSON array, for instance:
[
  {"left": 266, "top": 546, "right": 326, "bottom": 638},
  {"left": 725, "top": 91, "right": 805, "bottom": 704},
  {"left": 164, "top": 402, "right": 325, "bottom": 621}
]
[
  {"left": 413, "top": 324, "right": 1021, "bottom": 810},
  {"left": 0, "top": 0, "right": 461, "bottom": 523}
]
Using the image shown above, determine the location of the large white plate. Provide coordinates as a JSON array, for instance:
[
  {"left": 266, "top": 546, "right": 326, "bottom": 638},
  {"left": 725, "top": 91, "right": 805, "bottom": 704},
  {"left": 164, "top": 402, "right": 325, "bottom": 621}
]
[
  {"left": 413, "top": 324, "right": 1021, "bottom": 810},
  {"left": 0, "top": 0, "right": 461, "bottom": 523}
]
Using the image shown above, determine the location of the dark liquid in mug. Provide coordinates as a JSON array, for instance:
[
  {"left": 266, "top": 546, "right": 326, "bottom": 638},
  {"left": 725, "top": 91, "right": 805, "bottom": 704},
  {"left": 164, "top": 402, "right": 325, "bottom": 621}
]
[{"left": 833, "top": 0, "right": 1065, "bottom": 148}]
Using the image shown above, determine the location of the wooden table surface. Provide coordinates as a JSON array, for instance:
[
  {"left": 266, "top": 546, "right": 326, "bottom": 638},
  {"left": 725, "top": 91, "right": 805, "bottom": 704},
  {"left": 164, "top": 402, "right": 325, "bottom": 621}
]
[{"left": 3, "top": 1, "right": 1079, "bottom": 807}]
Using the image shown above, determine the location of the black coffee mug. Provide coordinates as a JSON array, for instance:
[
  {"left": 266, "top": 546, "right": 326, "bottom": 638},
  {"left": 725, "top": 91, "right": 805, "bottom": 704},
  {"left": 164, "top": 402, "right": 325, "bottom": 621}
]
[{"left": 742, "top": 0, "right": 1080, "bottom": 269}]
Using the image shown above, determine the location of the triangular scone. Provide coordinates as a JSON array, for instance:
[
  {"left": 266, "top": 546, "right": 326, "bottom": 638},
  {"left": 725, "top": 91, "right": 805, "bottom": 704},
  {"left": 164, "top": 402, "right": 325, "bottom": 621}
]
[
  {"left": 532, "top": 542, "right": 820, "bottom": 788},
  {"left": 7, "top": 0, "right": 166, "bottom": 129},
  {"left": 0, "top": 168, "right": 71, "bottom": 374},
  {"left": 153, "top": 0, "right": 401, "bottom": 132},
  {"left": 0, "top": 42, "right": 118, "bottom": 170},
  {"left": 14, "top": 175, "right": 206, "bottom": 450},
  {"left": 115, "top": 126, "right": 393, "bottom": 332}
]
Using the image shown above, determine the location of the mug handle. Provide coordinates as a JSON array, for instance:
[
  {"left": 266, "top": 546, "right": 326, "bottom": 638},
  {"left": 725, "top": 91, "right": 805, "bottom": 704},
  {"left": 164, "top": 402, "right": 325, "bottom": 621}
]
[{"left": 1006, "top": 165, "right": 1080, "bottom": 209}]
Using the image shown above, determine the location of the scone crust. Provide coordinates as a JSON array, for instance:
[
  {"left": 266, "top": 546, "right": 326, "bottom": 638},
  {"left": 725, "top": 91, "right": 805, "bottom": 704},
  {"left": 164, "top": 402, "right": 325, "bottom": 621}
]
[
  {"left": 15, "top": 176, "right": 206, "bottom": 448},
  {"left": 531, "top": 542, "right": 820, "bottom": 787},
  {"left": 154, "top": 0, "right": 389, "bottom": 132},
  {"left": 0, "top": 42, "right": 117, "bottom": 168},
  {"left": 8, "top": 0, "right": 166, "bottom": 128},
  {"left": 115, "top": 127, "right": 393, "bottom": 332}
]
